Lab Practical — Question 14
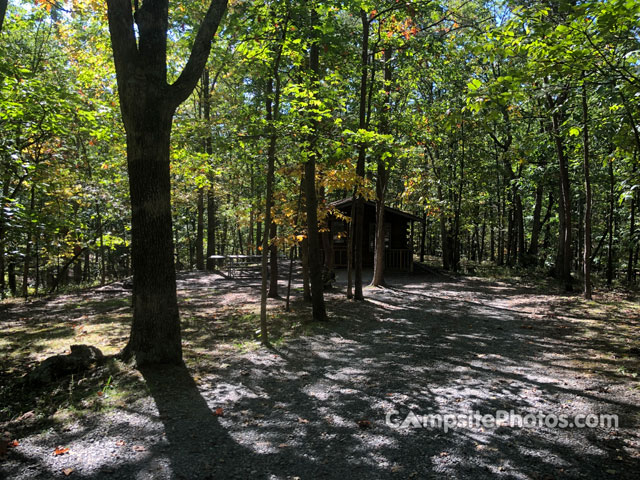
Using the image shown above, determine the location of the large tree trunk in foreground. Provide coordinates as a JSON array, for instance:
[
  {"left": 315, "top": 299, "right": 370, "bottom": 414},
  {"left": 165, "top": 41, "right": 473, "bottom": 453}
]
[
  {"left": 122, "top": 110, "right": 182, "bottom": 365},
  {"left": 107, "top": 0, "right": 227, "bottom": 366}
]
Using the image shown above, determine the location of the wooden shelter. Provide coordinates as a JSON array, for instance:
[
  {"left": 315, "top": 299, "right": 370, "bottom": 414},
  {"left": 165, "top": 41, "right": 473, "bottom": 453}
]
[{"left": 324, "top": 198, "right": 421, "bottom": 272}]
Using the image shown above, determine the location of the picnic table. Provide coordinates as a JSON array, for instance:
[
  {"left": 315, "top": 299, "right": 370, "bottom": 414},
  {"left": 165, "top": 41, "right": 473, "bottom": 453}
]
[{"left": 208, "top": 254, "right": 262, "bottom": 278}]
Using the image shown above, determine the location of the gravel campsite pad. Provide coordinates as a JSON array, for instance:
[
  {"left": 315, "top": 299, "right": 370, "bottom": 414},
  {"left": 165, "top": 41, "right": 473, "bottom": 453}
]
[{"left": 1, "top": 271, "right": 639, "bottom": 479}]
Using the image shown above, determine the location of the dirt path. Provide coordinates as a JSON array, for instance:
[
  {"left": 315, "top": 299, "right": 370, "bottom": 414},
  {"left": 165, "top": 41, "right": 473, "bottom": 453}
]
[{"left": 1, "top": 271, "right": 639, "bottom": 479}]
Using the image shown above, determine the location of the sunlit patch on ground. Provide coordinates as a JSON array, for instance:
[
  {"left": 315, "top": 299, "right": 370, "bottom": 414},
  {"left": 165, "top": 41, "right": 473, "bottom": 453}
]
[{"left": 1, "top": 269, "right": 639, "bottom": 479}]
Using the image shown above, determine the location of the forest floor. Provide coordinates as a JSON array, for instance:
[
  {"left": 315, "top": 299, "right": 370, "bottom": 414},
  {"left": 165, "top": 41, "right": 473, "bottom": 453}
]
[{"left": 1, "top": 267, "right": 640, "bottom": 479}]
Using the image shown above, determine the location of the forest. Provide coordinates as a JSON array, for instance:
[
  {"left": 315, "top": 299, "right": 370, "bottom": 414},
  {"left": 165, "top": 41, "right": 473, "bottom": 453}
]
[{"left": 1, "top": 0, "right": 640, "bottom": 479}]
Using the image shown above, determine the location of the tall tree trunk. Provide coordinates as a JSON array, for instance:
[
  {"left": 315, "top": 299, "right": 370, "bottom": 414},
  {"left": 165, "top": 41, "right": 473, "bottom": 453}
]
[
  {"left": 528, "top": 182, "right": 544, "bottom": 260},
  {"left": 547, "top": 91, "right": 573, "bottom": 291},
  {"left": 73, "top": 244, "right": 83, "bottom": 284},
  {"left": 628, "top": 161, "right": 637, "bottom": 284},
  {"left": 206, "top": 190, "right": 216, "bottom": 270},
  {"left": 304, "top": 8, "right": 326, "bottom": 320},
  {"left": 249, "top": 169, "right": 255, "bottom": 255},
  {"left": 22, "top": 185, "right": 36, "bottom": 298},
  {"left": 34, "top": 235, "right": 40, "bottom": 296},
  {"left": 371, "top": 47, "right": 392, "bottom": 286},
  {"left": 420, "top": 210, "right": 427, "bottom": 262},
  {"left": 352, "top": 9, "right": 370, "bottom": 300},
  {"left": 453, "top": 123, "right": 464, "bottom": 272},
  {"left": 23, "top": 240, "right": 31, "bottom": 298},
  {"left": 107, "top": 0, "right": 227, "bottom": 365},
  {"left": 494, "top": 147, "right": 504, "bottom": 266},
  {"left": 301, "top": 235, "right": 311, "bottom": 301},
  {"left": 237, "top": 225, "right": 244, "bottom": 254},
  {"left": 97, "top": 205, "right": 106, "bottom": 285},
  {"left": 607, "top": 157, "right": 615, "bottom": 285},
  {"left": 259, "top": 127, "right": 276, "bottom": 344},
  {"left": 260, "top": 8, "right": 287, "bottom": 341},
  {"left": 582, "top": 76, "right": 592, "bottom": 299},
  {"left": 268, "top": 221, "right": 279, "bottom": 297},
  {"left": 121, "top": 111, "right": 182, "bottom": 364},
  {"left": 438, "top": 184, "right": 449, "bottom": 270},
  {"left": 490, "top": 218, "right": 495, "bottom": 263},
  {"left": 196, "top": 188, "right": 205, "bottom": 270},
  {"left": 8, "top": 262, "right": 16, "bottom": 296},
  {"left": 83, "top": 249, "right": 90, "bottom": 282},
  {"left": 320, "top": 187, "right": 334, "bottom": 279},
  {"left": 0, "top": 179, "right": 9, "bottom": 298},
  {"left": 202, "top": 67, "right": 216, "bottom": 271}
]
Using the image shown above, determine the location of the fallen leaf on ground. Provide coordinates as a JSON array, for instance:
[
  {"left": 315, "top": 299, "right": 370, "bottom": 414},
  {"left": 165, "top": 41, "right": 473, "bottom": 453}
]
[
  {"left": 97, "top": 391, "right": 103, "bottom": 397},
  {"left": 62, "top": 467, "right": 74, "bottom": 476},
  {"left": 115, "top": 440, "right": 126, "bottom": 447},
  {"left": 132, "top": 445, "right": 146, "bottom": 452},
  {"left": 357, "top": 420, "right": 372, "bottom": 429},
  {"left": 297, "top": 417, "right": 309, "bottom": 424},
  {"left": 8, "top": 440, "right": 19, "bottom": 448},
  {"left": 214, "top": 407, "right": 224, "bottom": 416},
  {"left": 53, "top": 446, "right": 69, "bottom": 456}
]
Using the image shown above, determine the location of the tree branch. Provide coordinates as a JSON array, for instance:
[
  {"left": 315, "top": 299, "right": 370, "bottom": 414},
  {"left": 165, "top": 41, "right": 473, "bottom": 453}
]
[
  {"left": 169, "top": 0, "right": 228, "bottom": 108},
  {"left": 106, "top": 0, "right": 139, "bottom": 84},
  {"left": 0, "top": 0, "right": 7, "bottom": 34}
]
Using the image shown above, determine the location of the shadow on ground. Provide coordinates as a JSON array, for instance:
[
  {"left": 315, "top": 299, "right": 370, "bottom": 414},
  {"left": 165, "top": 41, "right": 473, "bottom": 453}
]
[{"left": 1, "top": 269, "right": 639, "bottom": 479}]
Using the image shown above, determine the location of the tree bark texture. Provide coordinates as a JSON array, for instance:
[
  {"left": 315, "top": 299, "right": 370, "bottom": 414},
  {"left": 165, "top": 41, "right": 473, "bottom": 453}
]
[{"left": 106, "top": 0, "right": 227, "bottom": 365}]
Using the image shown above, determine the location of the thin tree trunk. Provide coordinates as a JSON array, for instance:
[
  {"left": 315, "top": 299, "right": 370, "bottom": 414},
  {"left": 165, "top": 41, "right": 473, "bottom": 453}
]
[
  {"left": 453, "top": 122, "right": 464, "bottom": 272},
  {"left": 353, "top": 9, "right": 370, "bottom": 300},
  {"left": 22, "top": 185, "right": 36, "bottom": 298},
  {"left": 206, "top": 190, "right": 216, "bottom": 269},
  {"left": 371, "top": 47, "right": 392, "bottom": 287},
  {"left": 260, "top": 8, "right": 288, "bottom": 342},
  {"left": 628, "top": 159, "right": 637, "bottom": 283},
  {"left": 607, "top": 157, "right": 615, "bottom": 285},
  {"left": 196, "top": 188, "right": 205, "bottom": 270},
  {"left": 528, "top": 181, "right": 544, "bottom": 260},
  {"left": 582, "top": 76, "right": 592, "bottom": 299},
  {"left": 8, "top": 262, "right": 16, "bottom": 296},
  {"left": 285, "top": 182, "right": 304, "bottom": 312},
  {"left": 259, "top": 128, "right": 276, "bottom": 343},
  {"left": 301, "top": 236, "right": 311, "bottom": 301},
  {"left": 268, "top": 221, "right": 279, "bottom": 297},
  {"left": 346, "top": 193, "right": 355, "bottom": 298},
  {"left": 98, "top": 205, "right": 106, "bottom": 285},
  {"left": 0, "top": 179, "right": 9, "bottom": 298},
  {"left": 547, "top": 90, "right": 573, "bottom": 291},
  {"left": 304, "top": 11, "right": 327, "bottom": 320},
  {"left": 420, "top": 210, "right": 427, "bottom": 262}
]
